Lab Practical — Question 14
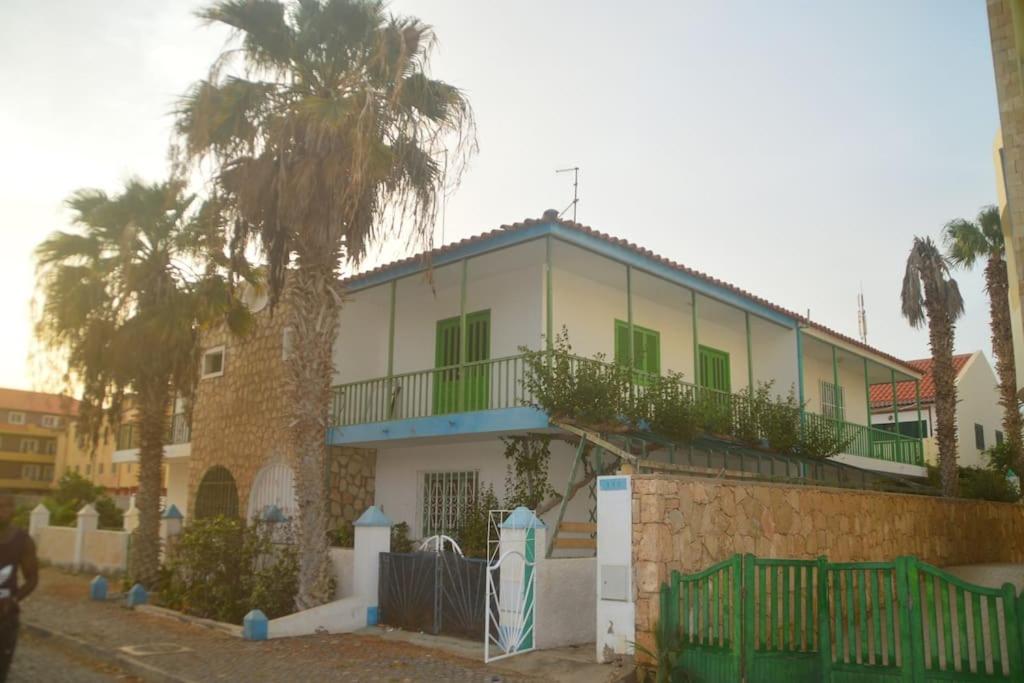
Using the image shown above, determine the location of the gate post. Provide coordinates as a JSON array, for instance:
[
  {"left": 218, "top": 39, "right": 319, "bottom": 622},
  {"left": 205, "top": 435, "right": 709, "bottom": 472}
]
[
  {"left": 596, "top": 475, "right": 633, "bottom": 663},
  {"left": 353, "top": 505, "right": 393, "bottom": 626},
  {"left": 499, "top": 507, "right": 545, "bottom": 651},
  {"left": 1001, "top": 583, "right": 1023, "bottom": 678},
  {"left": 817, "top": 556, "right": 832, "bottom": 681},
  {"left": 896, "top": 556, "right": 920, "bottom": 682}
]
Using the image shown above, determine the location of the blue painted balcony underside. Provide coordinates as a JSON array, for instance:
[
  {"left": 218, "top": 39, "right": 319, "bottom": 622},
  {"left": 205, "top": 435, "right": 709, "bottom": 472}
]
[{"left": 327, "top": 406, "right": 550, "bottom": 446}]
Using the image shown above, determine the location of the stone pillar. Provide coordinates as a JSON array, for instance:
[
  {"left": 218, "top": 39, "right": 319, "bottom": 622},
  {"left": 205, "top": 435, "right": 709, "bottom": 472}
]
[
  {"left": 497, "top": 507, "right": 545, "bottom": 653},
  {"left": 596, "top": 475, "right": 634, "bottom": 662},
  {"left": 123, "top": 503, "right": 140, "bottom": 534},
  {"left": 74, "top": 504, "right": 99, "bottom": 571},
  {"left": 352, "top": 505, "right": 392, "bottom": 625},
  {"left": 28, "top": 504, "right": 49, "bottom": 541}
]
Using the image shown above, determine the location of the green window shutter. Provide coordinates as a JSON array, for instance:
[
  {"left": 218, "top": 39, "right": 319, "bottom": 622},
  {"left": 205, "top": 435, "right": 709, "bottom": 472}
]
[
  {"left": 645, "top": 330, "right": 660, "bottom": 375},
  {"left": 698, "top": 346, "right": 730, "bottom": 393},
  {"left": 614, "top": 320, "right": 631, "bottom": 366}
]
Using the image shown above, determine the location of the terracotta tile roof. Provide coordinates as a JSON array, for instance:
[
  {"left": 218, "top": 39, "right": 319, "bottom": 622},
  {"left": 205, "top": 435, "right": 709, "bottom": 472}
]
[
  {"left": 869, "top": 353, "right": 974, "bottom": 409},
  {"left": 343, "top": 213, "right": 922, "bottom": 376},
  {"left": 0, "top": 388, "right": 79, "bottom": 416}
]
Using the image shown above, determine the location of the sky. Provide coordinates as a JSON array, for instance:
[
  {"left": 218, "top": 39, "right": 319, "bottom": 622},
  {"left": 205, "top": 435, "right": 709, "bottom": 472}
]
[{"left": 0, "top": 0, "right": 1001, "bottom": 392}]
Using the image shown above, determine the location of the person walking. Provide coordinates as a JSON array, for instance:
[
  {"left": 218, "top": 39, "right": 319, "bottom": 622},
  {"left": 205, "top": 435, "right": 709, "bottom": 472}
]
[{"left": 0, "top": 492, "right": 37, "bottom": 681}]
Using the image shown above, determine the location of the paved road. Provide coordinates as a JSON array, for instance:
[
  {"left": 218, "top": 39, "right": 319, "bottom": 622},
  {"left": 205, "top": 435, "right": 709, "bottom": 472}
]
[{"left": 11, "top": 629, "right": 142, "bottom": 683}]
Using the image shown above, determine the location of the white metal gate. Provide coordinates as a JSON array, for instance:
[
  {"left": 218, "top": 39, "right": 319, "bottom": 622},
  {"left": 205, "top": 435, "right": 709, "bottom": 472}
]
[
  {"left": 484, "top": 509, "right": 537, "bottom": 663},
  {"left": 246, "top": 461, "right": 297, "bottom": 521}
]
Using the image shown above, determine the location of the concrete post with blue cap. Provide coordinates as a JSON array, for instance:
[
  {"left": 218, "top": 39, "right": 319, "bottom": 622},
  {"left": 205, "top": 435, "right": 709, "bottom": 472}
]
[
  {"left": 498, "top": 507, "right": 545, "bottom": 651},
  {"left": 353, "top": 505, "right": 392, "bottom": 626},
  {"left": 159, "top": 504, "right": 184, "bottom": 560},
  {"left": 74, "top": 504, "right": 98, "bottom": 571}
]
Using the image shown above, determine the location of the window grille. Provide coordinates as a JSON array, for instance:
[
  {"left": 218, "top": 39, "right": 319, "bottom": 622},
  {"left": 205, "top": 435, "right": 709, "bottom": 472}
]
[
  {"left": 422, "top": 471, "right": 478, "bottom": 538},
  {"left": 996, "top": 430, "right": 1004, "bottom": 446},
  {"left": 975, "top": 423, "right": 985, "bottom": 450},
  {"left": 820, "top": 380, "right": 845, "bottom": 421}
]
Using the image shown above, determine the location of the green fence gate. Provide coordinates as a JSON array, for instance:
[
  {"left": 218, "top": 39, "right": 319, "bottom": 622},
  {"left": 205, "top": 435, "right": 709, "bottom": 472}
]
[{"left": 659, "top": 554, "right": 1024, "bottom": 682}]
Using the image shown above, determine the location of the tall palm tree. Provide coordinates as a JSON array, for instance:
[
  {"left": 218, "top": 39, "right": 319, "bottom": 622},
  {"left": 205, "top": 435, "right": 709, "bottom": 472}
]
[
  {"left": 35, "top": 179, "right": 249, "bottom": 587},
  {"left": 175, "top": 0, "right": 476, "bottom": 608},
  {"left": 944, "top": 206, "right": 1023, "bottom": 472},
  {"left": 901, "top": 236, "right": 965, "bottom": 497}
]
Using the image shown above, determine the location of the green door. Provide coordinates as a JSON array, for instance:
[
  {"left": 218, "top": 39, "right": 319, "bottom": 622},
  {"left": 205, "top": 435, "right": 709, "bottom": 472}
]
[
  {"left": 433, "top": 310, "right": 490, "bottom": 414},
  {"left": 698, "top": 345, "right": 732, "bottom": 431},
  {"left": 698, "top": 345, "right": 731, "bottom": 393},
  {"left": 614, "top": 320, "right": 661, "bottom": 382}
]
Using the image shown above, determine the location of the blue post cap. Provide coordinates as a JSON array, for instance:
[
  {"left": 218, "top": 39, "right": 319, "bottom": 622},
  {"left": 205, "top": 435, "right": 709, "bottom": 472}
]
[
  {"left": 243, "top": 609, "right": 268, "bottom": 641},
  {"left": 366, "top": 605, "right": 379, "bottom": 626},
  {"left": 353, "top": 505, "right": 393, "bottom": 527},
  {"left": 261, "top": 504, "right": 286, "bottom": 523},
  {"left": 89, "top": 575, "right": 108, "bottom": 601},
  {"left": 125, "top": 583, "right": 147, "bottom": 608},
  {"left": 499, "top": 506, "right": 546, "bottom": 529},
  {"left": 161, "top": 504, "right": 183, "bottom": 520}
]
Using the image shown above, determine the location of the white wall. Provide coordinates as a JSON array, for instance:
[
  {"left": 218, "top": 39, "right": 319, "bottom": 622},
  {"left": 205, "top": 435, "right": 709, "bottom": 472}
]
[
  {"left": 374, "top": 438, "right": 595, "bottom": 540},
  {"left": 954, "top": 353, "right": 1004, "bottom": 469},
  {"left": 535, "top": 557, "right": 596, "bottom": 649},
  {"left": 166, "top": 459, "right": 189, "bottom": 519}
]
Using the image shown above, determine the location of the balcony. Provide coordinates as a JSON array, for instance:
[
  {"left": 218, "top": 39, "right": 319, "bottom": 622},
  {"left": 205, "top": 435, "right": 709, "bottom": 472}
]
[
  {"left": 330, "top": 353, "right": 924, "bottom": 470},
  {"left": 116, "top": 413, "right": 191, "bottom": 451}
]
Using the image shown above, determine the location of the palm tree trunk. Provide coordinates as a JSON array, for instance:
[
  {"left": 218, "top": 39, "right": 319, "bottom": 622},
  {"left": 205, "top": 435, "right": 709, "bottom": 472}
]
[
  {"left": 130, "top": 375, "right": 171, "bottom": 587},
  {"left": 985, "top": 255, "right": 1023, "bottom": 470},
  {"left": 926, "top": 298, "right": 960, "bottom": 497},
  {"left": 286, "top": 261, "right": 341, "bottom": 610}
]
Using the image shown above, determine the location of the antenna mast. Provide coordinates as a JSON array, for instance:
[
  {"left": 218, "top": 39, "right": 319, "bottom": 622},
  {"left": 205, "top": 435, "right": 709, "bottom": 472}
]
[
  {"left": 556, "top": 166, "right": 579, "bottom": 222},
  {"left": 857, "top": 285, "right": 868, "bottom": 344}
]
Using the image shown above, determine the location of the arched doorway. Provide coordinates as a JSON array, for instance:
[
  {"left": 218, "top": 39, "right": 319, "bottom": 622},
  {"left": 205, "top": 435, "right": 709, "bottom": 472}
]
[
  {"left": 246, "top": 461, "right": 297, "bottom": 521},
  {"left": 194, "top": 465, "right": 240, "bottom": 519}
]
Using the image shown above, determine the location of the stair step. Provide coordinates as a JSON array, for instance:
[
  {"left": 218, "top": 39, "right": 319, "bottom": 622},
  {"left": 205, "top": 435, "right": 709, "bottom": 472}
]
[
  {"left": 554, "top": 538, "right": 597, "bottom": 550},
  {"left": 558, "top": 521, "right": 597, "bottom": 534}
]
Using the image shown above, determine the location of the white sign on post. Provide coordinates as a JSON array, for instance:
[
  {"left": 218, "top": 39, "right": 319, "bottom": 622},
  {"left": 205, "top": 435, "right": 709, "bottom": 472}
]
[{"left": 595, "top": 475, "right": 634, "bottom": 662}]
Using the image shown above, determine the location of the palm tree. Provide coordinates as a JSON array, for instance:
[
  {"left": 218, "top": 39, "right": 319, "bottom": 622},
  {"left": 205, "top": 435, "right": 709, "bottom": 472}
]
[
  {"left": 944, "top": 206, "right": 1022, "bottom": 472},
  {"left": 35, "top": 179, "right": 249, "bottom": 587},
  {"left": 901, "top": 236, "right": 965, "bottom": 497},
  {"left": 175, "top": 0, "right": 476, "bottom": 608}
]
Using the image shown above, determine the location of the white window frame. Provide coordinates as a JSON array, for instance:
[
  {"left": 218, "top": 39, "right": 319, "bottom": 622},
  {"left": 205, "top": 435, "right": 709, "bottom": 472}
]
[
  {"left": 19, "top": 439, "right": 38, "bottom": 454},
  {"left": 201, "top": 346, "right": 226, "bottom": 379},
  {"left": 40, "top": 415, "right": 61, "bottom": 429},
  {"left": 420, "top": 470, "right": 479, "bottom": 538},
  {"left": 21, "top": 464, "right": 41, "bottom": 481},
  {"left": 7, "top": 412, "right": 25, "bottom": 426}
]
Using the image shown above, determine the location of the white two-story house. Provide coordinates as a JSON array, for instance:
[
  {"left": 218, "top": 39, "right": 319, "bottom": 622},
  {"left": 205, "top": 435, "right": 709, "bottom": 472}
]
[{"left": 328, "top": 211, "right": 927, "bottom": 545}]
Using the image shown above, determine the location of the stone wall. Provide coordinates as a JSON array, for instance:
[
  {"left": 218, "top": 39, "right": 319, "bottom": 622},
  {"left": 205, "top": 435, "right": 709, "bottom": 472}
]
[
  {"left": 190, "top": 303, "right": 374, "bottom": 529},
  {"left": 631, "top": 474, "right": 1024, "bottom": 654}
]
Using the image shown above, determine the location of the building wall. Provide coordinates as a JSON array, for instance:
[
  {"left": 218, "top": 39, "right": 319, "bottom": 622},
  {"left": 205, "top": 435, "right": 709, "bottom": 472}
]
[
  {"left": 190, "top": 301, "right": 373, "bottom": 528},
  {"left": 374, "top": 438, "right": 596, "bottom": 541},
  {"left": 630, "top": 473, "right": 1024, "bottom": 655},
  {"left": 988, "top": 0, "right": 1024, "bottom": 389},
  {"left": 954, "top": 353, "right": 1005, "bottom": 468}
]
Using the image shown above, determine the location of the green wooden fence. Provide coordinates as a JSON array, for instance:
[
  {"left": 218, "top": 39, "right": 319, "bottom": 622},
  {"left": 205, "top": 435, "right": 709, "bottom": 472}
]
[{"left": 659, "top": 554, "right": 1024, "bottom": 682}]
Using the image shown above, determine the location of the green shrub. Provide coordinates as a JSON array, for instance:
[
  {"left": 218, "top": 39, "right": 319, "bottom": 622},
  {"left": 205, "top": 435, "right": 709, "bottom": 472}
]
[
  {"left": 503, "top": 436, "right": 555, "bottom": 509},
  {"left": 24, "top": 472, "right": 125, "bottom": 529},
  {"left": 390, "top": 522, "right": 413, "bottom": 553},
  {"left": 453, "top": 486, "right": 501, "bottom": 559},
  {"left": 328, "top": 521, "right": 354, "bottom": 548},
  {"left": 158, "top": 516, "right": 298, "bottom": 624}
]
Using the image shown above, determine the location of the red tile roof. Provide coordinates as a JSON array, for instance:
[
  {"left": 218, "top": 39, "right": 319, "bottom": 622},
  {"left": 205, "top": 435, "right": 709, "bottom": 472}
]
[
  {"left": 344, "top": 213, "right": 923, "bottom": 375},
  {"left": 0, "top": 388, "right": 79, "bottom": 416},
  {"left": 869, "top": 353, "right": 974, "bottom": 409}
]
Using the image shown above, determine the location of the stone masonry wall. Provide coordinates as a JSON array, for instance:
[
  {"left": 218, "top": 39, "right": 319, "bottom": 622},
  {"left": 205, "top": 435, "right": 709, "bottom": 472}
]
[
  {"left": 190, "top": 303, "right": 375, "bottom": 529},
  {"left": 631, "top": 474, "right": 1024, "bottom": 655}
]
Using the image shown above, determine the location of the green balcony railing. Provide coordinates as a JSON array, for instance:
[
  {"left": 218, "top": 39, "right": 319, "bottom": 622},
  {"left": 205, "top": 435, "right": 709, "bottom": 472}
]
[
  {"left": 331, "top": 353, "right": 924, "bottom": 467},
  {"left": 116, "top": 413, "right": 191, "bottom": 451}
]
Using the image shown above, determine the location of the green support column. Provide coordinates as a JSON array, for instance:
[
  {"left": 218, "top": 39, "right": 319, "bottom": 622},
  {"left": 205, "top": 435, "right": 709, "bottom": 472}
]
[
  {"left": 626, "top": 265, "right": 634, "bottom": 365},
  {"left": 890, "top": 368, "right": 899, "bottom": 434},
  {"left": 692, "top": 291, "right": 699, "bottom": 385},
  {"left": 458, "top": 259, "right": 468, "bottom": 411},
  {"left": 545, "top": 236, "right": 553, "bottom": 351},
  {"left": 386, "top": 279, "right": 397, "bottom": 418},
  {"left": 863, "top": 357, "right": 872, "bottom": 456},
  {"left": 831, "top": 345, "right": 840, "bottom": 420},
  {"left": 915, "top": 380, "right": 923, "bottom": 435},
  {"left": 745, "top": 312, "right": 754, "bottom": 395},
  {"left": 796, "top": 326, "right": 805, "bottom": 430}
]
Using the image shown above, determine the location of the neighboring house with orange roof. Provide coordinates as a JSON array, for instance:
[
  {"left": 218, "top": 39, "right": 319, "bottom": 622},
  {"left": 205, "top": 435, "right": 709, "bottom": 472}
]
[
  {"left": 0, "top": 388, "right": 79, "bottom": 497},
  {"left": 869, "top": 351, "right": 1004, "bottom": 469}
]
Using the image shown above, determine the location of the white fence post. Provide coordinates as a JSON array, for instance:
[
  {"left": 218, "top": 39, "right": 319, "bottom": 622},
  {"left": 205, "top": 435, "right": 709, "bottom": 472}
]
[
  {"left": 74, "top": 504, "right": 99, "bottom": 571},
  {"left": 123, "top": 503, "right": 140, "bottom": 534},
  {"left": 353, "top": 505, "right": 392, "bottom": 625},
  {"left": 28, "top": 504, "right": 50, "bottom": 542}
]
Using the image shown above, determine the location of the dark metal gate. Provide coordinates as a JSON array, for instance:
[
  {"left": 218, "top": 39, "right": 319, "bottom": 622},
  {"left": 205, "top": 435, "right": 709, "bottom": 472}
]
[{"left": 379, "top": 550, "right": 489, "bottom": 640}]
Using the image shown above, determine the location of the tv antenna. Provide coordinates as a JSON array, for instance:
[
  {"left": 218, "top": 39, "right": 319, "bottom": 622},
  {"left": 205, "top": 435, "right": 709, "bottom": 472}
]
[
  {"left": 857, "top": 284, "right": 868, "bottom": 344},
  {"left": 556, "top": 166, "right": 579, "bottom": 222}
]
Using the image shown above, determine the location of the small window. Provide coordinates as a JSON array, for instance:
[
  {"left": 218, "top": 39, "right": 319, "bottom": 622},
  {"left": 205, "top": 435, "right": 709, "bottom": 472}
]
[
  {"left": 996, "top": 430, "right": 1005, "bottom": 446},
  {"left": 19, "top": 439, "right": 38, "bottom": 454},
  {"left": 7, "top": 412, "right": 25, "bottom": 425},
  {"left": 98, "top": 463, "right": 104, "bottom": 475},
  {"left": 43, "top": 440, "right": 56, "bottom": 455},
  {"left": 21, "top": 464, "right": 41, "bottom": 481},
  {"left": 40, "top": 415, "right": 60, "bottom": 429},
  {"left": 975, "top": 423, "right": 985, "bottom": 450},
  {"left": 201, "top": 346, "right": 225, "bottom": 379},
  {"left": 614, "top": 320, "right": 661, "bottom": 378},
  {"left": 112, "top": 462, "right": 118, "bottom": 473},
  {"left": 74, "top": 464, "right": 80, "bottom": 473},
  {"left": 820, "top": 381, "right": 846, "bottom": 421},
  {"left": 422, "top": 471, "right": 479, "bottom": 538},
  {"left": 86, "top": 463, "right": 92, "bottom": 475}
]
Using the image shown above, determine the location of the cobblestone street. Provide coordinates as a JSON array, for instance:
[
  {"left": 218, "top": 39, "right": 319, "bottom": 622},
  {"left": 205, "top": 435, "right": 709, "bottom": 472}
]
[{"left": 18, "top": 568, "right": 543, "bottom": 682}]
